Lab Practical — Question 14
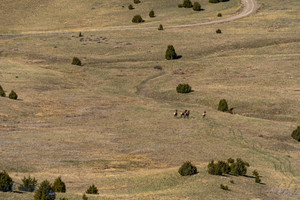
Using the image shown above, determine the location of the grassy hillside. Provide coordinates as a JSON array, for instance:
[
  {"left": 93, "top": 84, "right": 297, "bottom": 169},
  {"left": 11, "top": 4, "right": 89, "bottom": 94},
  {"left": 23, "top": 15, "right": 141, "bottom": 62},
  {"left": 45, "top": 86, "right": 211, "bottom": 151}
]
[
  {"left": 0, "top": 0, "right": 299, "bottom": 199},
  {"left": 0, "top": 0, "right": 240, "bottom": 33}
]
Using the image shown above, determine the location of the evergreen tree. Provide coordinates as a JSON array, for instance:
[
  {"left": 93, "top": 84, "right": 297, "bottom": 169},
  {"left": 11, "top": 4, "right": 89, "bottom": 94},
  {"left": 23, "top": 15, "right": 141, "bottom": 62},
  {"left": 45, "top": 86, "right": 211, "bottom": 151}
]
[
  {"left": 18, "top": 176, "right": 37, "bottom": 192},
  {"left": 165, "top": 45, "right": 177, "bottom": 60},
  {"left": 0, "top": 85, "right": 5, "bottom": 97},
  {"left": 53, "top": 177, "right": 66, "bottom": 193},
  {"left": 34, "top": 180, "right": 55, "bottom": 200},
  {"left": 0, "top": 171, "right": 13, "bottom": 192}
]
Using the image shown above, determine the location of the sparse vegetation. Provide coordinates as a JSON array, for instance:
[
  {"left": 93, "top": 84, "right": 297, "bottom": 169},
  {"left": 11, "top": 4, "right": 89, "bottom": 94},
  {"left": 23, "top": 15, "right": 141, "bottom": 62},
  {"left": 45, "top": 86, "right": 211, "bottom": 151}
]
[
  {"left": 183, "top": 0, "right": 193, "bottom": 8},
  {"left": 18, "top": 176, "right": 37, "bottom": 192},
  {"left": 230, "top": 158, "right": 249, "bottom": 176},
  {"left": 178, "top": 4, "right": 183, "bottom": 8},
  {"left": 149, "top": 10, "right": 155, "bottom": 17},
  {"left": 158, "top": 24, "right": 163, "bottom": 30},
  {"left": 209, "top": 0, "right": 229, "bottom": 3},
  {"left": 291, "top": 126, "right": 300, "bottom": 142},
  {"left": 82, "top": 194, "right": 88, "bottom": 200},
  {"left": 193, "top": 2, "right": 201, "bottom": 11},
  {"left": 253, "top": 170, "right": 261, "bottom": 183},
  {"left": 255, "top": 176, "right": 261, "bottom": 183},
  {"left": 220, "top": 184, "right": 229, "bottom": 190},
  {"left": 8, "top": 90, "right": 18, "bottom": 100},
  {"left": 216, "top": 29, "right": 222, "bottom": 34},
  {"left": 0, "top": 171, "right": 13, "bottom": 192},
  {"left": 34, "top": 180, "right": 55, "bottom": 200},
  {"left": 53, "top": 177, "right": 66, "bottom": 193},
  {"left": 165, "top": 45, "right": 177, "bottom": 60},
  {"left": 208, "top": 160, "right": 222, "bottom": 175},
  {"left": 176, "top": 84, "right": 192, "bottom": 93},
  {"left": 86, "top": 184, "right": 98, "bottom": 194},
  {"left": 230, "top": 180, "right": 234, "bottom": 184},
  {"left": 178, "top": 161, "right": 198, "bottom": 176},
  {"left": 0, "top": 85, "right": 5, "bottom": 97},
  {"left": 132, "top": 15, "right": 144, "bottom": 23},
  {"left": 72, "top": 57, "right": 82, "bottom": 66},
  {"left": 218, "top": 99, "right": 228, "bottom": 112},
  {"left": 128, "top": 4, "right": 134, "bottom": 10}
]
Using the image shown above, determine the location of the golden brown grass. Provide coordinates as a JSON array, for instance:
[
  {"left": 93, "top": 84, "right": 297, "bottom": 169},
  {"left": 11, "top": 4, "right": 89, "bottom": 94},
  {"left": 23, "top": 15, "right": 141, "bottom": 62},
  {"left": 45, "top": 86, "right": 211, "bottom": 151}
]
[{"left": 0, "top": 0, "right": 299, "bottom": 199}]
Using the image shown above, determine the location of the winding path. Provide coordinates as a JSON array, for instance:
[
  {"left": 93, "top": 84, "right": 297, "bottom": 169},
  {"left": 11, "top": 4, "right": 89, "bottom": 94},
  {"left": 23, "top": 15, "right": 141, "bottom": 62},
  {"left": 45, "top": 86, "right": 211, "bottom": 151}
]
[{"left": 0, "top": 0, "right": 258, "bottom": 36}]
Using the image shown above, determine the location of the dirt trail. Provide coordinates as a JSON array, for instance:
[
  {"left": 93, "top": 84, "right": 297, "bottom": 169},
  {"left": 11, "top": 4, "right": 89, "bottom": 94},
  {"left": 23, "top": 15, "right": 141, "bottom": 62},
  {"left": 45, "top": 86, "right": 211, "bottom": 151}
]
[{"left": 0, "top": 0, "right": 258, "bottom": 36}]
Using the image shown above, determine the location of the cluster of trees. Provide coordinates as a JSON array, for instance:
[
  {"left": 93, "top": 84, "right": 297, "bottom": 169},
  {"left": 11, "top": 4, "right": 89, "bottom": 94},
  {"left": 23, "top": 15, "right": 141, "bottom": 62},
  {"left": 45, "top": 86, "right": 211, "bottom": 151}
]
[
  {"left": 0, "top": 85, "right": 18, "bottom": 100},
  {"left": 207, "top": 158, "right": 249, "bottom": 176},
  {"left": 0, "top": 171, "right": 100, "bottom": 199},
  {"left": 178, "top": 0, "right": 202, "bottom": 11}
]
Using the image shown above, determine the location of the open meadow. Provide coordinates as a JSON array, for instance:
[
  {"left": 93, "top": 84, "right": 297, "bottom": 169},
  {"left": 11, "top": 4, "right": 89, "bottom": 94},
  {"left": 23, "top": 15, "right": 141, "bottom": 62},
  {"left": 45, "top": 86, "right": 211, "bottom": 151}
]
[{"left": 0, "top": 0, "right": 299, "bottom": 199}]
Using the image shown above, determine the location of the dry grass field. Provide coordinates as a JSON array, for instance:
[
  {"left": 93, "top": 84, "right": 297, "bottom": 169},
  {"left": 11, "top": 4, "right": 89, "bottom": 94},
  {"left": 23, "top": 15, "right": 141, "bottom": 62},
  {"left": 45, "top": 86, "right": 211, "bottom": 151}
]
[{"left": 0, "top": 0, "right": 299, "bottom": 199}]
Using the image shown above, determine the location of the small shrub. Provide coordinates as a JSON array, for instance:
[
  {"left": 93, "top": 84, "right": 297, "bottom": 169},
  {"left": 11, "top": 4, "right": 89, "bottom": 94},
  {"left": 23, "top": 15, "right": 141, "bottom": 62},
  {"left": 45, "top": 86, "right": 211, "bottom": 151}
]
[
  {"left": 154, "top": 66, "right": 162, "bottom": 70},
  {"left": 209, "top": 0, "right": 220, "bottom": 3},
  {"left": 230, "top": 158, "right": 249, "bottom": 176},
  {"left": 220, "top": 184, "right": 229, "bottom": 190},
  {"left": 217, "top": 13, "right": 222, "bottom": 17},
  {"left": 227, "top": 158, "right": 234, "bottom": 163},
  {"left": 176, "top": 84, "right": 192, "bottom": 93},
  {"left": 178, "top": 4, "right": 183, "bottom": 8},
  {"left": 178, "top": 161, "right": 198, "bottom": 176},
  {"left": 218, "top": 99, "right": 228, "bottom": 112},
  {"left": 79, "top": 32, "right": 83, "bottom": 37},
  {"left": 291, "top": 126, "right": 300, "bottom": 142},
  {"left": 134, "top": 0, "right": 141, "bottom": 4},
  {"left": 158, "top": 24, "right": 163, "bottom": 30},
  {"left": 0, "top": 171, "right": 13, "bottom": 192},
  {"left": 183, "top": 0, "right": 193, "bottom": 8},
  {"left": 216, "top": 29, "right": 222, "bottom": 34},
  {"left": 165, "top": 45, "right": 177, "bottom": 60},
  {"left": 18, "top": 176, "right": 37, "bottom": 192},
  {"left": 72, "top": 57, "right": 82, "bottom": 66},
  {"left": 132, "top": 15, "right": 144, "bottom": 23},
  {"left": 0, "top": 85, "right": 5, "bottom": 97},
  {"left": 207, "top": 160, "right": 222, "bottom": 175},
  {"left": 252, "top": 170, "right": 259, "bottom": 177},
  {"left": 193, "top": 2, "right": 201, "bottom": 11},
  {"left": 86, "top": 184, "right": 98, "bottom": 194},
  {"left": 82, "top": 194, "right": 88, "bottom": 200},
  {"left": 230, "top": 180, "right": 234, "bottom": 184},
  {"left": 128, "top": 4, "right": 134, "bottom": 10},
  {"left": 53, "top": 177, "right": 66, "bottom": 193},
  {"left": 217, "top": 161, "right": 230, "bottom": 174},
  {"left": 255, "top": 176, "right": 261, "bottom": 183},
  {"left": 9, "top": 90, "right": 18, "bottom": 100},
  {"left": 149, "top": 10, "right": 155, "bottom": 17},
  {"left": 34, "top": 180, "right": 55, "bottom": 200}
]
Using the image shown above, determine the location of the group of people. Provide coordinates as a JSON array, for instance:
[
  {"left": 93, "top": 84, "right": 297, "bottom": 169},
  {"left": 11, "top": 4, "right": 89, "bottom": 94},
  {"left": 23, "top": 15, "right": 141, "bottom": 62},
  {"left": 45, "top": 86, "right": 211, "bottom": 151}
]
[
  {"left": 173, "top": 110, "right": 206, "bottom": 118},
  {"left": 174, "top": 110, "right": 190, "bottom": 118}
]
